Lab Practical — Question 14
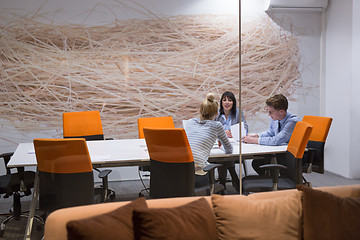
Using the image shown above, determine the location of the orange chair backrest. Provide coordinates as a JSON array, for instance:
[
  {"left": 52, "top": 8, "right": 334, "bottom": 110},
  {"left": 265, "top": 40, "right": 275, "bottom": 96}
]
[
  {"left": 63, "top": 111, "right": 103, "bottom": 138},
  {"left": 302, "top": 116, "right": 332, "bottom": 143},
  {"left": 137, "top": 116, "right": 175, "bottom": 139},
  {"left": 143, "top": 128, "right": 194, "bottom": 163},
  {"left": 287, "top": 121, "right": 313, "bottom": 159},
  {"left": 33, "top": 138, "right": 93, "bottom": 174}
]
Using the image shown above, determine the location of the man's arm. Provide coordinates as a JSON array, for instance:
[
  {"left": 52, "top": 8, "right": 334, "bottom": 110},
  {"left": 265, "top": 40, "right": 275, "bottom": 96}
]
[
  {"left": 259, "top": 120, "right": 297, "bottom": 146},
  {"left": 241, "top": 120, "right": 274, "bottom": 144},
  {"left": 259, "top": 120, "right": 276, "bottom": 138}
]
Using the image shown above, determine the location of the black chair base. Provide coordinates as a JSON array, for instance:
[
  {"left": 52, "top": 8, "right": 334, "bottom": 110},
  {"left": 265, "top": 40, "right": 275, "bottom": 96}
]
[
  {"left": 0, "top": 192, "right": 44, "bottom": 237},
  {"left": 242, "top": 177, "right": 296, "bottom": 195},
  {"left": 195, "top": 183, "right": 225, "bottom": 196},
  {"left": 94, "top": 186, "right": 116, "bottom": 202},
  {"left": 94, "top": 168, "right": 116, "bottom": 202},
  {"left": 138, "top": 187, "right": 150, "bottom": 198},
  {"left": 138, "top": 166, "right": 150, "bottom": 197},
  {"left": 0, "top": 214, "right": 44, "bottom": 237}
]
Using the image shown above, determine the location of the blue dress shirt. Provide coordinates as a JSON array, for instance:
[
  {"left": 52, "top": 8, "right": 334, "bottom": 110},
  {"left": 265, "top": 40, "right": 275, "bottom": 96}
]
[{"left": 259, "top": 112, "right": 300, "bottom": 146}]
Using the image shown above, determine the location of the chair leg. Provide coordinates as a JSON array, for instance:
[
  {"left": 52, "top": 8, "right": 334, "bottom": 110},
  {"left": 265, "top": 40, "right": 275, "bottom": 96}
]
[
  {"left": 99, "top": 177, "right": 116, "bottom": 202},
  {"left": 302, "top": 175, "right": 312, "bottom": 187},
  {"left": 14, "top": 192, "right": 21, "bottom": 220},
  {"left": 138, "top": 168, "right": 150, "bottom": 197},
  {"left": 101, "top": 176, "right": 108, "bottom": 202},
  {"left": 95, "top": 169, "right": 116, "bottom": 202}
]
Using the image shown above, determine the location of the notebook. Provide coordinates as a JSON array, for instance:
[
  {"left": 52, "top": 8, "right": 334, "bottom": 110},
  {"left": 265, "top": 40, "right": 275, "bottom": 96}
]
[{"left": 230, "top": 122, "right": 247, "bottom": 142}]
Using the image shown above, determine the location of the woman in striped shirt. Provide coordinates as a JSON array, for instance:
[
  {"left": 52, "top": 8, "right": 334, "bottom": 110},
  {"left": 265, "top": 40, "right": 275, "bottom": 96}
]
[{"left": 184, "top": 93, "right": 233, "bottom": 188}]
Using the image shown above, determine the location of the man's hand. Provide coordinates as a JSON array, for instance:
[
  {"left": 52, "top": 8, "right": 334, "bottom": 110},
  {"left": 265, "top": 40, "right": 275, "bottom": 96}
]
[{"left": 241, "top": 134, "right": 259, "bottom": 144}]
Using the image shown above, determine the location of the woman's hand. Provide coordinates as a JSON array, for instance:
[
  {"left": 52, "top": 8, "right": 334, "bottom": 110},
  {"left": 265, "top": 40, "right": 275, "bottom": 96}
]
[{"left": 225, "top": 130, "right": 232, "bottom": 138}]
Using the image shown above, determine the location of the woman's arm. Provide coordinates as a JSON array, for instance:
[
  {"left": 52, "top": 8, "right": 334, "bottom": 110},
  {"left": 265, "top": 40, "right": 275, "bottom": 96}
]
[{"left": 217, "top": 124, "right": 233, "bottom": 154}]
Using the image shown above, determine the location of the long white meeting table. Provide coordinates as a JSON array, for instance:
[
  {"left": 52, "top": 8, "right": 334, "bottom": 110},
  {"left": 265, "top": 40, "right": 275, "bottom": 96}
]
[
  {"left": 10, "top": 138, "right": 288, "bottom": 240},
  {"left": 8, "top": 138, "right": 288, "bottom": 168}
]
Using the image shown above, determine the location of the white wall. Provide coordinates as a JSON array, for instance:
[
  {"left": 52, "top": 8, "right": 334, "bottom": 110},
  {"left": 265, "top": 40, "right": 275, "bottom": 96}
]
[
  {"left": 324, "top": 0, "right": 360, "bottom": 178},
  {"left": 0, "top": 0, "right": 238, "bottom": 25},
  {"left": 350, "top": 0, "right": 360, "bottom": 178},
  {"left": 241, "top": 0, "right": 322, "bottom": 133},
  {"left": 263, "top": 11, "right": 322, "bottom": 118}
]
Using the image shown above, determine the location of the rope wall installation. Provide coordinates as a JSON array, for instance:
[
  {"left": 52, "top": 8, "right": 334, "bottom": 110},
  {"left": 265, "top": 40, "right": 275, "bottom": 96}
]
[{"left": 0, "top": 11, "right": 300, "bottom": 141}]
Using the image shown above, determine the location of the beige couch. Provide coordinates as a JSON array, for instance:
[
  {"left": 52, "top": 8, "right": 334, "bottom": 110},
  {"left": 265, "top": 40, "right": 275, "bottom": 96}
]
[{"left": 44, "top": 184, "right": 360, "bottom": 240}]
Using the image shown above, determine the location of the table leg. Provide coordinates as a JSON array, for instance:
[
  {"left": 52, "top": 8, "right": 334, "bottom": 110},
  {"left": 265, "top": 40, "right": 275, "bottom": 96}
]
[{"left": 270, "top": 154, "right": 277, "bottom": 164}]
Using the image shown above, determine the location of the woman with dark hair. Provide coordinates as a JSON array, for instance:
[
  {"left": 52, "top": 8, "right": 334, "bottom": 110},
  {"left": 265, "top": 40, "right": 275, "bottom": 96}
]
[
  {"left": 215, "top": 91, "right": 248, "bottom": 136},
  {"left": 215, "top": 91, "right": 248, "bottom": 192}
]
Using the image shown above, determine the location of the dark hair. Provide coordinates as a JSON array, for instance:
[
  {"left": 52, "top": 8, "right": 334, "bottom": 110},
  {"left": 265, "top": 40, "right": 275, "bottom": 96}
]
[
  {"left": 219, "top": 91, "right": 237, "bottom": 118},
  {"left": 266, "top": 94, "right": 288, "bottom": 111}
]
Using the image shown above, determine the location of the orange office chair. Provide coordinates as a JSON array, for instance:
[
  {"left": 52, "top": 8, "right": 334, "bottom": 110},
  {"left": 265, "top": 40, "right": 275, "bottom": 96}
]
[
  {"left": 25, "top": 138, "right": 99, "bottom": 238},
  {"left": 63, "top": 111, "right": 115, "bottom": 202},
  {"left": 242, "top": 121, "right": 313, "bottom": 194},
  {"left": 33, "top": 138, "right": 96, "bottom": 213},
  {"left": 137, "top": 116, "right": 175, "bottom": 197},
  {"left": 143, "top": 128, "right": 222, "bottom": 198},
  {"left": 302, "top": 116, "right": 333, "bottom": 185},
  {"left": 63, "top": 111, "right": 105, "bottom": 140},
  {"left": 137, "top": 116, "right": 175, "bottom": 138}
]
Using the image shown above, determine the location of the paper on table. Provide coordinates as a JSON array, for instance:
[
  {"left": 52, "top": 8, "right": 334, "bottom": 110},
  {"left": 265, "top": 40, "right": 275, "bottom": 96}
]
[
  {"left": 91, "top": 155, "right": 111, "bottom": 161},
  {"left": 230, "top": 122, "right": 247, "bottom": 142},
  {"left": 28, "top": 147, "right": 35, "bottom": 154}
]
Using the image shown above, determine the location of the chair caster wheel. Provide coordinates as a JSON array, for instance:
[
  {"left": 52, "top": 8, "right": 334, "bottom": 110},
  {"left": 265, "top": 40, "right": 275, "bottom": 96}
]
[
  {"left": 108, "top": 192, "right": 116, "bottom": 200},
  {"left": 0, "top": 229, "right": 4, "bottom": 237},
  {"left": 94, "top": 194, "right": 103, "bottom": 203}
]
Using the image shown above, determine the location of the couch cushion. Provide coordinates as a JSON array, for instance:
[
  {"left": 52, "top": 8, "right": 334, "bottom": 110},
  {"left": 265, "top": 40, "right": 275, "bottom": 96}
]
[
  {"left": 211, "top": 191, "right": 302, "bottom": 240},
  {"left": 132, "top": 197, "right": 218, "bottom": 240},
  {"left": 66, "top": 197, "right": 148, "bottom": 240},
  {"left": 300, "top": 185, "right": 360, "bottom": 240}
]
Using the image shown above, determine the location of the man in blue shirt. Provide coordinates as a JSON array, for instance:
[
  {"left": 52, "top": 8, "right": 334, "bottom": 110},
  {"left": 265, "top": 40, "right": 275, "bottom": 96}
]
[{"left": 241, "top": 94, "right": 299, "bottom": 174}]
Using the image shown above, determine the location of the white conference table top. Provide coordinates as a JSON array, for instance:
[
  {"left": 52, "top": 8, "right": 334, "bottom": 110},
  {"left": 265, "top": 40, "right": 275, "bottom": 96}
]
[{"left": 8, "top": 138, "right": 288, "bottom": 168}]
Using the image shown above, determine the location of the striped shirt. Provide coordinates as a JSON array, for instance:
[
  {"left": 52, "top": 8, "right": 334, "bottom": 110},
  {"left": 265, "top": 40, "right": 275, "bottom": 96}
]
[{"left": 184, "top": 118, "right": 233, "bottom": 175}]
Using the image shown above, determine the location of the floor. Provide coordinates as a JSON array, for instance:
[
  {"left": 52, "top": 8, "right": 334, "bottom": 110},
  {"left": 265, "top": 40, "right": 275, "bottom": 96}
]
[{"left": 0, "top": 171, "right": 359, "bottom": 239}]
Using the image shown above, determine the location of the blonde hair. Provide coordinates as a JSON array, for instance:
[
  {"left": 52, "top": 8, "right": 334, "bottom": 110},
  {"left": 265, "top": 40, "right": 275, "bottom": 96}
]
[{"left": 200, "top": 93, "right": 218, "bottom": 120}]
